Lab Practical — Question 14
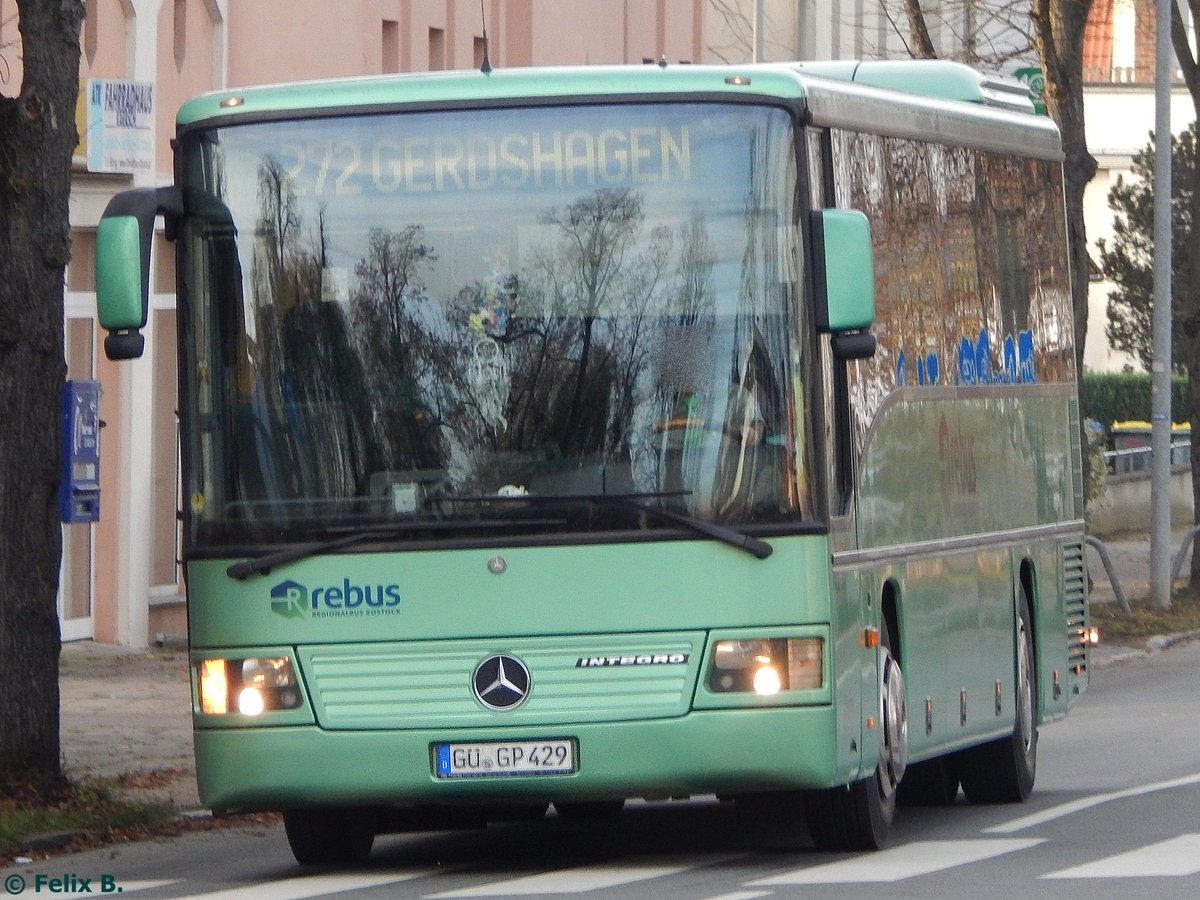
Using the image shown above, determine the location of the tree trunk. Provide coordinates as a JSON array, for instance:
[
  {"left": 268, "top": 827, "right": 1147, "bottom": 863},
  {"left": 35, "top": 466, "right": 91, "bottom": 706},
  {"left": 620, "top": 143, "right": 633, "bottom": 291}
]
[
  {"left": 903, "top": 0, "right": 939, "bottom": 58},
  {"left": 1031, "top": 0, "right": 1097, "bottom": 515},
  {"left": 0, "top": 0, "right": 85, "bottom": 793}
]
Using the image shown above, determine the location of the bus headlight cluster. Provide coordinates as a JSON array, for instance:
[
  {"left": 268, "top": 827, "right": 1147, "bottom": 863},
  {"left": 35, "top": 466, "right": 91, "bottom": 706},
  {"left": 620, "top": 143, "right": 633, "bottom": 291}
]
[
  {"left": 197, "top": 656, "right": 302, "bottom": 716},
  {"left": 708, "top": 638, "right": 823, "bottom": 695}
]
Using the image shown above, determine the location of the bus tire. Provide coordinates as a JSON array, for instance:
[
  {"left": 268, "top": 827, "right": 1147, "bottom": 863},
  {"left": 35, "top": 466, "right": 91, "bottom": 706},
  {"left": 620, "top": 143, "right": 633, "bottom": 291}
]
[
  {"left": 897, "top": 756, "right": 959, "bottom": 806},
  {"left": 283, "top": 807, "right": 376, "bottom": 865},
  {"left": 957, "top": 589, "right": 1037, "bottom": 804},
  {"left": 804, "top": 617, "right": 905, "bottom": 850}
]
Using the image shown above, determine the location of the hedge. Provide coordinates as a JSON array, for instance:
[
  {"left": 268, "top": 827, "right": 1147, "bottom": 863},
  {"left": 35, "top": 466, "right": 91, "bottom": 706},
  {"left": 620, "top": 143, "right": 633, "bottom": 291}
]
[{"left": 1080, "top": 372, "right": 1189, "bottom": 430}]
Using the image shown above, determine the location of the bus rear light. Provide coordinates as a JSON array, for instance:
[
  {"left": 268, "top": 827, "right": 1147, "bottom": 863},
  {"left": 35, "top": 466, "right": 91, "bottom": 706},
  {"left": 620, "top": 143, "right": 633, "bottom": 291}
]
[
  {"left": 709, "top": 638, "right": 823, "bottom": 693},
  {"left": 196, "top": 656, "right": 302, "bottom": 715}
]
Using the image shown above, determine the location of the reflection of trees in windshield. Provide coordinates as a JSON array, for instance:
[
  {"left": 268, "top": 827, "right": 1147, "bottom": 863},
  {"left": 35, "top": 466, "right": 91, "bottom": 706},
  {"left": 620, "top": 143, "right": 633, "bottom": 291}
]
[
  {"left": 349, "top": 227, "right": 446, "bottom": 472},
  {"left": 500, "top": 188, "right": 666, "bottom": 460},
  {"left": 247, "top": 158, "right": 374, "bottom": 507},
  {"left": 240, "top": 153, "right": 771, "bottom": 519}
]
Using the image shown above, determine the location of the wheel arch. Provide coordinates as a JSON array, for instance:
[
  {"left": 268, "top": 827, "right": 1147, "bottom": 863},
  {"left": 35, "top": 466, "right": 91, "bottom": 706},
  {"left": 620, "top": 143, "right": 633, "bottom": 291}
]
[
  {"left": 1016, "top": 555, "right": 1040, "bottom": 718},
  {"left": 881, "top": 577, "right": 902, "bottom": 664}
]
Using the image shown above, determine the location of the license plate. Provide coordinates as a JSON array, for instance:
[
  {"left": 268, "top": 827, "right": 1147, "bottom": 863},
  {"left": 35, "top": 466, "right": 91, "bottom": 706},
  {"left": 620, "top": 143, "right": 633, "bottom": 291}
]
[{"left": 434, "top": 739, "right": 575, "bottom": 778}]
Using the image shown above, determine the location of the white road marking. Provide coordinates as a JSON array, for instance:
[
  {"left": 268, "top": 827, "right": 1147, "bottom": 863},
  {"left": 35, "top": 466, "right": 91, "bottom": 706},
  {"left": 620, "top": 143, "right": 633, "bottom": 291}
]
[
  {"left": 747, "top": 838, "right": 1044, "bottom": 884},
  {"left": 1043, "top": 834, "right": 1200, "bottom": 879},
  {"left": 171, "top": 871, "right": 435, "bottom": 900},
  {"left": 46, "top": 880, "right": 178, "bottom": 898},
  {"left": 426, "top": 855, "right": 744, "bottom": 896},
  {"left": 986, "top": 771, "right": 1200, "bottom": 834}
]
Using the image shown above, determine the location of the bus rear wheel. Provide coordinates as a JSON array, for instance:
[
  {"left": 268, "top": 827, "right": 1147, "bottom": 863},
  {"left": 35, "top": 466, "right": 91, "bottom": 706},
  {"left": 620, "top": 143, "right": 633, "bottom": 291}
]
[
  {"left": 283, "top": 807, "right": 376, "bottom": 865},
  {"left": 804, "top": 617, "right": 906, "bottom": 850},
  {"left": 957, "top": 590, "right": 1037, "bottom": 803}
]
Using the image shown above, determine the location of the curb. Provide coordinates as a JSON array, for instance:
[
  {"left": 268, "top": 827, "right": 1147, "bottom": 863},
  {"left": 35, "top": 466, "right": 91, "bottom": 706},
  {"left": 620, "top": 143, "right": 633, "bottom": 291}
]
[
  {"left": 1093, "top": 629, "right": 1200, "bottom": 667},
  {"left": 1146, "top": 629, "right": 1200, "bottom": 652}
]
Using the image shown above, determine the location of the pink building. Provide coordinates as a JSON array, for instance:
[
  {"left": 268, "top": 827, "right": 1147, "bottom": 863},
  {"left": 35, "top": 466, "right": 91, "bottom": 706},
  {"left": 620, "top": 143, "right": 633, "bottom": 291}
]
[{"left": 1, "top": 0, "right": 705, "bottom": 646}]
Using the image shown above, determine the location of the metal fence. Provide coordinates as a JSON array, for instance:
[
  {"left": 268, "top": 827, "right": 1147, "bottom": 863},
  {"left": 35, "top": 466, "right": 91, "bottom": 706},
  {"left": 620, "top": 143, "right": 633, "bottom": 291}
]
[{"left": 1104, "top": 440, "right": 1192, "bottom": 475}]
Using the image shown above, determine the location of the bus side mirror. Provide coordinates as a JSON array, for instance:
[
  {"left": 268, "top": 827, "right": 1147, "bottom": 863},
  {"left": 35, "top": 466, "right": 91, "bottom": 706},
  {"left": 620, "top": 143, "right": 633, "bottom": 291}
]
[
  {"left": 811, "top": 208, "right": 876, "bottom": 360},
  {"left": 96, "top": 187, "right": 182, "bottom": 360}
]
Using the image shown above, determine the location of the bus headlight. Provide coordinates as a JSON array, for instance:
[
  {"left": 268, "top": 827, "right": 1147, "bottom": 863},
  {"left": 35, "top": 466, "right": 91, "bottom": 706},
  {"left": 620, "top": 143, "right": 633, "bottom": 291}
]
[
  {"left": 196, "top": 656, "right": 302, "bottom": 715},
  {"left": 708, "top": 638, "right": 823, "bottom": 694}
]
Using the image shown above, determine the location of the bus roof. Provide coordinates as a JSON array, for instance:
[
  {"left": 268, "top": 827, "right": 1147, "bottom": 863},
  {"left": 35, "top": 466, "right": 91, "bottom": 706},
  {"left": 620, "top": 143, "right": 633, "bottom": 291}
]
[{"left": 178, "top": 59, "right": 1061, "bottom": 159}]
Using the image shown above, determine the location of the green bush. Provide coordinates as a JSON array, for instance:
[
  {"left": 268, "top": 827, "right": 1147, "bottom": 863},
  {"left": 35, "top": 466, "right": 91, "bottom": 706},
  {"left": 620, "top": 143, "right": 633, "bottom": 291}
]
[{"left": 1080, "top": 372, "right": 1188, "bottom": 430}]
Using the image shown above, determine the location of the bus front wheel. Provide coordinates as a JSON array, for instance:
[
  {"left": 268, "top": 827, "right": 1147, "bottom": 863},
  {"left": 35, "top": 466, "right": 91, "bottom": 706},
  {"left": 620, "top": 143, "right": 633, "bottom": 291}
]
[
  {"left": 284, "top": 807, "right": 376, "bottom": 865},
  {"left": 804, "top": 617, "right": 906, "bottom": 850}
]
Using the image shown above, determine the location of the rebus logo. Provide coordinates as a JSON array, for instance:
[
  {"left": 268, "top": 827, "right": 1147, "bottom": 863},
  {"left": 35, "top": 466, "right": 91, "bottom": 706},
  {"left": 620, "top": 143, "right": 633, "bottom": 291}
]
[
  {"left": 270, "top": 580, "right": 308, "bottom": 619},
  {"left": 269, "top": 578, "right": 403, "bottom": 620}
]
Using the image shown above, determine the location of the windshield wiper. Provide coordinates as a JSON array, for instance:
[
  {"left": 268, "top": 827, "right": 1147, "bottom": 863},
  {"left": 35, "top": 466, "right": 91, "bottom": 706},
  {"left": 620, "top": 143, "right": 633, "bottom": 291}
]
[
  {"left": 229, "top": 492, "right": 773, "bottom": 580},
  {"left": 614, "top": 499, "right": 773, "bottom": 559},
  {"left": 440, "top": 491, "right": 772, "bottom": 559},
  {"left": 225, "top": 518, "right": 565, "bottom": 581}
]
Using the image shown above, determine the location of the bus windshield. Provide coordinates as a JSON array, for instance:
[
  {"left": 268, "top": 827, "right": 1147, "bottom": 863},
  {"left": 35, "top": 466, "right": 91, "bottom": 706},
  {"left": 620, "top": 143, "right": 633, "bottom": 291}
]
[{"left": 179, "top": 102, "right": 815, "bottom": 547}]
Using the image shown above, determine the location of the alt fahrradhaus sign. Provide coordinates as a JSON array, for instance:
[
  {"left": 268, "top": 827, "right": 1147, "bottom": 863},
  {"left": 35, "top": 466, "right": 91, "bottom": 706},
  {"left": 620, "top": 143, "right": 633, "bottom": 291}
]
[{"left": 85, "top": 78, "right": 155, "bottom": 174}]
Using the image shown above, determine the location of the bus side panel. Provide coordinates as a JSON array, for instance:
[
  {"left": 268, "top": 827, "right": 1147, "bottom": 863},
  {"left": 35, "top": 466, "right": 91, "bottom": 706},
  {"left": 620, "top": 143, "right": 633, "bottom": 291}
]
[
  {"left": 1033, "top": 537, "right": 1089, "bottom": 721},
  {"left": 822, "top": 125, "right": 1084, "bottom": 769},
  {"left": 854, "top": 390, "right": 1080, "bottom": 754}
]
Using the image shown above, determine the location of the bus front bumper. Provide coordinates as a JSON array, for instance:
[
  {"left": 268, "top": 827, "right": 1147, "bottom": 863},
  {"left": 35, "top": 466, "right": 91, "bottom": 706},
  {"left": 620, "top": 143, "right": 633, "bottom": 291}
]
[{"left": 195, "top": 706, "right": 848, "bottom": 813}]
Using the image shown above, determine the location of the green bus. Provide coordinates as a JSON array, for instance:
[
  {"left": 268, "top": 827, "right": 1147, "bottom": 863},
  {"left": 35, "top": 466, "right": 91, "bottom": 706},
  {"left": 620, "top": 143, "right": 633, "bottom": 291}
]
[{"left": 95, "top": 58, "right": 1090, "bottom": 861}]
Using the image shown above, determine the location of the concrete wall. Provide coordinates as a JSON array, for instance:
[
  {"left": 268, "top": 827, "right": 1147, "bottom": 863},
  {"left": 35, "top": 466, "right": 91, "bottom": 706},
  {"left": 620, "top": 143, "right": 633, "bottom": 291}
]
[{"left": 1088, "top": 467, "right": 1195, "bottom": 537}]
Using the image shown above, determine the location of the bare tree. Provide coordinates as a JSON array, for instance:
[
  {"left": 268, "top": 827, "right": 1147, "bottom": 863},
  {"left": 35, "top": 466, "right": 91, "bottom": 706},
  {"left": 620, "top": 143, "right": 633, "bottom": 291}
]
[
  {"left": 903, "top": 0, "right": 940, "bottom": 57},
  {"left": 1029, "top": 0, "right": 1097, "bottom": 378},
  {"left": 0, "top": 0, "right": 85, "bottom": 795}
]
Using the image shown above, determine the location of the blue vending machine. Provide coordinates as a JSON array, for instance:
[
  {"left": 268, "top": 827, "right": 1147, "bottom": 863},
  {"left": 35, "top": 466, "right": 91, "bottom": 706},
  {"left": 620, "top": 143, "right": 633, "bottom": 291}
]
[{"left": 59, "top": 380, "right": 101, "bottom": 523}]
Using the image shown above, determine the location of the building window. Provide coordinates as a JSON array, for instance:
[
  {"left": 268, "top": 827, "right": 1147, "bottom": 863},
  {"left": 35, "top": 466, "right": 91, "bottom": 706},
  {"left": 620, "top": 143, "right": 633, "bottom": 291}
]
[
  {"left": 151, "top": 309, "right": 181, "bottom": 589},
  {"left": 154, "top": 232, "right": 175, "bottom": 296},
  {"left": 429, "top": 27, "right": 445, "bottom": 70},
  {"left": 69, "top": 230, "right": 97, "bottom": 293},
  {"left": 174, "top": 0, "right": 187, "bottom": 70},
  {"left": 382, "top": 19, "right": 400, "bottom": 73},
  {"left": 84, "top": 0, "right": 99, "bottom": 66}
]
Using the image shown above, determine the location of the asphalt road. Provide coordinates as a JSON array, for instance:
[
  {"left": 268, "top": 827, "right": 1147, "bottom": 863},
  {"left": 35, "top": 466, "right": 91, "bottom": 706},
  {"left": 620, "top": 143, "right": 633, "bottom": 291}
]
[{"left": 6, "top": 640, "right": 1200, "bottom": 900}]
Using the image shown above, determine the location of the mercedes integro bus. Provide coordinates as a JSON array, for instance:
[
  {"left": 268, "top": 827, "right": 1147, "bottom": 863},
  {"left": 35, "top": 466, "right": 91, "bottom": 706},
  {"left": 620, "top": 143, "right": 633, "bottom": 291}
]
[{"left": 95, "top": 58, "right": 1089, "bottom": 862}]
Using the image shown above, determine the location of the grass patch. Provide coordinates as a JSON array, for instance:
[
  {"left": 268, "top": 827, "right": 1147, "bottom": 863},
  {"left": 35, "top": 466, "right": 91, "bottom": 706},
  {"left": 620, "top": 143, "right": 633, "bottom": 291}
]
[
  {"left": 1092, "top": 587, "right": 1200, "bottom": 643},
  {"left": 0, "top": 779, "right": 173, "bottom": 863}
]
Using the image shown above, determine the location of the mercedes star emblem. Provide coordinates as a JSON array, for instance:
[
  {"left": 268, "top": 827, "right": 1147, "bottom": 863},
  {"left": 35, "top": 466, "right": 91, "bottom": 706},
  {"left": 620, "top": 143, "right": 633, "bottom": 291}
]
[{"left": 472, "top": 653, "right": 531, "bottom": 710}]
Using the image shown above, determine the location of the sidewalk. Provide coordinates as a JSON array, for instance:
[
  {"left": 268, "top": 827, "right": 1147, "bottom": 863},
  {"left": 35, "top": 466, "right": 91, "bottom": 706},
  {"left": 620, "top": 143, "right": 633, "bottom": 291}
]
[
  {"left": 58, "top": 641, "right": 199, "bottom": 810},
  {"left": 1086, "top": 529, "right": 1185, "bottom": 607},
  {"left": 1086, "top": 528, "right": 1200, "bottom": 665}
]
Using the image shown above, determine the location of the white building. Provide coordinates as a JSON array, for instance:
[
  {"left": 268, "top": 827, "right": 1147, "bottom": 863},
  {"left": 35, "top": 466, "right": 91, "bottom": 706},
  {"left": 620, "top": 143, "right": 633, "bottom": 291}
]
[{"left": 1080, "top": 0, "right": 1191, "bottom": 374}]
